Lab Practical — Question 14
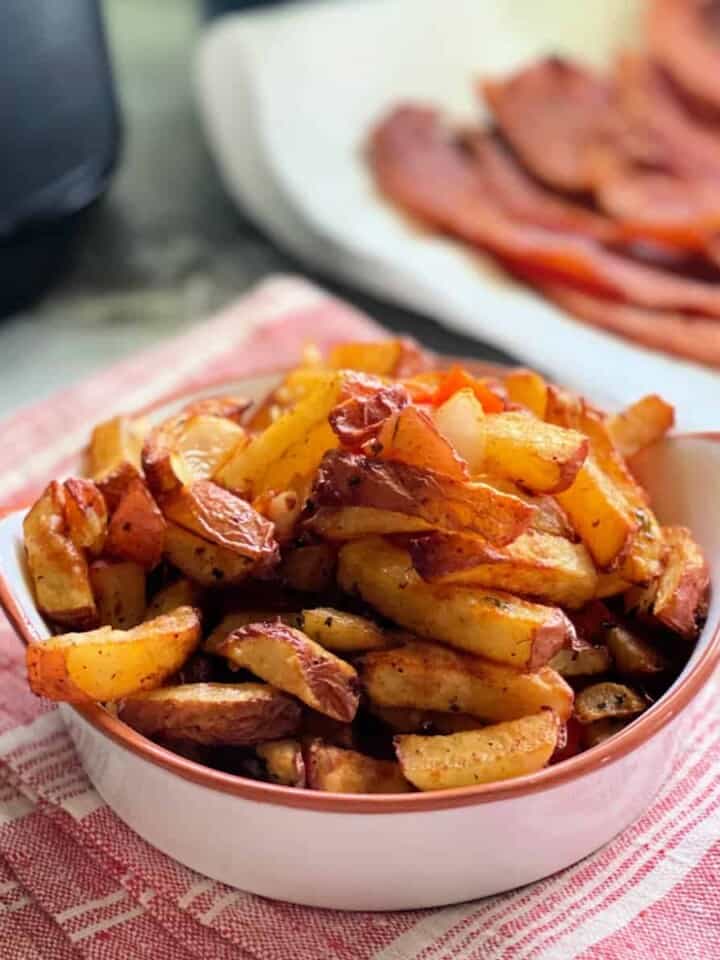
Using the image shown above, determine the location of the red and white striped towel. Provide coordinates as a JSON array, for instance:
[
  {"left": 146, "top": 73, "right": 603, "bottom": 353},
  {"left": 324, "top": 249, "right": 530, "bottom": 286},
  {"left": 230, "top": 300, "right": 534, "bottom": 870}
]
[{"left": 1, "top": 275, "right": 718, "bottom": 960}]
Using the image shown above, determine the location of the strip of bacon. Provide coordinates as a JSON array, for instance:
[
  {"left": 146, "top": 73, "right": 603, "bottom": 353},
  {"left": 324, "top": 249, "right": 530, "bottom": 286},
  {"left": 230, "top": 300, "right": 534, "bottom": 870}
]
[
  {"left": 543, "top": 283, "right": 720, "bottom": 368},
  {"left": 648, "top": 0, "right": 720, "bottom": 114},
  {"left": 369, "top": 105, "right": 720, "bottom": 316},
  {"left": 480, "top": 57, "right": 615, "bottom": 192}
]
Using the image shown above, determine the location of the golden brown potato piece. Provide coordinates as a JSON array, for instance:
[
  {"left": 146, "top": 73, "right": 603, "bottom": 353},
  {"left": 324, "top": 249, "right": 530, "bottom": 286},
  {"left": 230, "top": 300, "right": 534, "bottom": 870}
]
[
  {"left": 23, "top": 482, "right": 97, "bottom": 629},
  {"left": 217, "top": 622, "right": 360, "bottom": 722},
  {"left": 163, "top": 523, "right": 260, "bottom": 587},
  {"left": 607, "top": 395, "right": 675, "bottom": 458},
  {"left": 204, "top": 611, "right": 298, "bottom": 655},
  {"left": 278, "top": 542, "right": 336, "bottom": 592},
  {"left": 395, "top": 711, "right": 559, "bottom": 790},
  {"left": 104, "top": 476, "right": 166, "bottom": 571},
  {"left": 480, "top": 476, "right": 575, "bottom": 539},
  {"left": 297, "top": 608, "right": 388, "bottom": 653},
  {"left": 216, "top": 373, "right": 343, "bottom": 497},
  {"left": 338, "top": 538, "right": 575, "bottom": 669},
  {"left": 305, "top": 506, "right": 435, "bottom": 540},
  {"left": 160, "top": 480, "right": 278, "bottom": 571},
  {"left": 329, "top": 383, "right": 410, "bottom": 449},
  {"left": 95, "top": 461, "right": 143, "bottom": 513},
  {"left": 181, "top": 395, "right": 251, "bottom": 424},
  {"left": 504, "top": 368, "right": 548, "bottom": 419},
  {"left": 89, "top": 560, "right": 146, "bottom": 629},
  {"left": 574, "top": 682, "right": 647, "bottom": 725},
  {"left": 88, "top": 414, "right": 147, "bottom": 477},
  {"left": 408, "top": 531, "right": 597, "bottom": 609},
  {"left": 368, "top": 704, "right": 483, "bottom": 735},
  {"left": 146, "top": 578, "right": 203, "bottom": 619},
  {"left": 375, "top": 405, "right": 469, "bottom": 480},
  {"left": 26, "top": 606, "right": 201, "bottom": 703},
  {"left": 305, "top": 740, "right": 411, "bottom": 793},
  {"left": 580, "top": 717, "right": 630, "bottom": 749},
  {"left": 310, "top": 450, "right": 533, "bottom": 546},
  {"left": 256, "top": 739, "right": 306, "bottom": 787},
  {"left": 595, "top": 571, "right": 632, "bottom": 598},
  {"left": 649, "top": 526, "right": 708, "bottom": 638},
  {"left": 358, "top": 640, "right": 573, "bottom": 722},
  {"left": 63, "top": 479, "right": 107, "bottom": 555},
  {"left": 119, "top": 682, "right": 301, "bottom": 745},
  {"left": 549, "top": 644, "right": 611, "bottom": 678},
  {"left": 327, "top": 339, "right": 424, "bottom": 377},
  {"left": 604, "top": 625, "right": 665, "bottom": 675}
]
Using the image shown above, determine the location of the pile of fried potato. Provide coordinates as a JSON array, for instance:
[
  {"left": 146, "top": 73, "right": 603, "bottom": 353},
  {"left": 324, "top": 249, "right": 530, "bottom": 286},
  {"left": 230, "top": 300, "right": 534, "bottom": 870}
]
[{"left": 22, "top": 339, "right": 709, "bottom": 793}]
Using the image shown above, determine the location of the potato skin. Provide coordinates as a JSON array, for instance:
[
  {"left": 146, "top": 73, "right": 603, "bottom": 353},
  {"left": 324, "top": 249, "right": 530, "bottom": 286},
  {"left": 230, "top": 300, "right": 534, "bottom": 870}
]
[
  {"left": 119, "top": 682, "right": 301, "bottom": 745},
  {"left": 104, "top": 476, "right": 166, "bottom": 571},
  {"left": 163, "top": 523, "right": 258, "bottom": 587},
  {"left": 257, "top": 739, "right": 306, "bottom": 787},
  {"left": 305, "top": 740, "right": 412, "bottom": 793},
  {"left": 218, "top": 622, "right": 360, "bottom": 722},
  {"left": 395, "top": 711, "right": 560, "bottom": 790},
  {"left": 653, "top": 526, "right": 709, "bottom": 638}
]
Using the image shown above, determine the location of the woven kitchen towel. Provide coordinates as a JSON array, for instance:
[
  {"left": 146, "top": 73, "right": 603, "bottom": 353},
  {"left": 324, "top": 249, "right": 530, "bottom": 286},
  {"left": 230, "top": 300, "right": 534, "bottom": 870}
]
[{"left": 1, "top": 275, "right": 719, "bottom": 960}]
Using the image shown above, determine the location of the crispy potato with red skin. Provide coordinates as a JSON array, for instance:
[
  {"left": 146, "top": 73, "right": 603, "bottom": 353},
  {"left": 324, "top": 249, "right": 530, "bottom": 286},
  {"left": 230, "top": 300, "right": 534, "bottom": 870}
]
[
  {"left": 181, "top": 395, "right": 251, "bottom": 424},
  {"left": 23, "top": 482, "right": 97, "bottom": 629},
  {"left": 504, "top": 368, "right": 548, "bottom": 418},
  {"left": 146, "top": 578, "right": 203, "bottom": 619},
  {"left": 278, "top": 542, "right": 336, "bottom": 592},
  {"left": 374, "top": 405, "right": 469, "bottom": 480},
  {"left": 357, "top": 640, "right": 573, "bottom": 723},
  {"left": 408, "top": 531, "right": 597, "bottom": 609},
  {"left": 217, "top": 622, "right": 360, "bottom": 722},
  {"left": 311, "top": 450, "right": 533, "bottom": 546},
  {"left": 160, "top": 480, "right": 278, "bottom": 571},
  {"left": 329, "top": 384, "right": 409, "bottom": 449},
  {"left": 163, "top": 523, "right": 259, "bottom": 587},
  {"left": 119, "top": 682, "right": 301, "bottom": 745},
  {"left": 574, "top": 682, "right": 647, "bottom": 724},
  {"left": 104, "top": 476, "right": 166, "bottom": 570},
  {"left": 395, "top": 711, "right": 559, "bottom": 790},
  {"left": 607, "top": 395, "right": 675, "bottom": 458},
  {"left": 368, "top": 704, "right": 483, "bottom": 735},
  {"left": 327, "top": 339, "right": 427, "bottom": 377},
  {"left": 549, "top": 644, "right": 611, "bottom": 678},
  {"left": 297, "top": 608, "right": 388, "bottom": 653},
  {"left": 89, "top": 560, "right": 146, "bottom": 629},
  {"left": 305, "top": 506, "right": 436, "bottom": 539},
  {"left": 95, "top": 462, "right": 142, "bottom": 513},
  {"left": 204, "top": 610, "right": 298, "bottom": 655},
  {"left": 88, "top": 415, "right": 147, "bottom": 478},
  {"left": 26, "top": 606, "right": 201, "bottom": 703},
  {"left": 339, "top": 538, "right": 575, "bottom": 669},
  {"left": 257, "top": 739, "right": 306, "bottom": 787},
  {"left": 604, "top": 625, "right": 665, "bottom": 675},
  {"left": 63, "top": 479, "right": 107, "bottom": 555},
  {"left": 650, "top": 526, "right": 708, "bottom": 638},
  {"left": 479, "top": 475, "right": 575, "bottom": 539},
  {"left": 305, "top": 740, "right": 412, "bottom": 793}
]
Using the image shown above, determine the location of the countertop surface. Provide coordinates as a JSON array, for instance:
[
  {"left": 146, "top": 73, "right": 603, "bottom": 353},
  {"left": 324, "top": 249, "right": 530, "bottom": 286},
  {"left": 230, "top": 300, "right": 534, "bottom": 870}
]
[{"left": 0, "top": 0, "right": 511, "bottom": 421}]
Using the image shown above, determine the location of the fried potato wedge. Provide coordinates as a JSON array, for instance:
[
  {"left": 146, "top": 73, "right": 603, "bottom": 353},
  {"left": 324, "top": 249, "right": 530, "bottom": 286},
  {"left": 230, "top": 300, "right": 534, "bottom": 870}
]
[
  {"left": 329, "top": 383, "right": 409, "bottom": 449},
  {"left": 480, "top": 476, "right": 575, "bottom": 539},
  {"left": 217, "top": 622, "right": 359, "bottom": 722},
  {"left": 160, "top": 480, "right": 278, "bottom": 570},
  {"left": 504, "top": 368, "right": 548, "bottom": 418},
  {"left": 395, "top": 711, "right": 559, "bottom": 790},
  {"left": 607, "top": 395, "right": 675, "bottom": 458},
  {"left": 163, "top": 523, "right": 259, "bottom": 587},
  {"left": 369, "top": 704, "right": 484, "bottom": 735},
  {"left": 119, "top": 682, "right": 301, "bottom": 745},
  {"left": 375, "top": 405, "right": 469, "bottom": 480},
  {"left": 146, "top": 578, "right": 203, "bottom": 619},
  {"left": 648, "top": 526, "right": 708, "bottom": 638},
  {"left": 104, "top": 476, "right": 166, "bottom": 571},
  {"left": 95, "top": 461, "right": 142, "bottom": 513},
  {"left": 305, "top": 506, "right": 435, "bottom": 539},
  {"left": 604, "top": 625, "right": 665, "bottom": 675},
  {"left": 26, "top": 606, "right": 201, "bottom": 703},
  {"left": 357, "top": 640, "right": 573, "bottom": 722},
  {"left": 89, "top": 560, "right": 146, "bottom": 629},
  {"left": 88, "top": 414, "right": 147, "bottom": 478},
  {"left": 216, "top": 373, "right": 342, "bottom": 497},
  {"left": 278, "top": 542, "right": 336, "bottom": 592},
  {"left": 23, "top": 482, "right": 97, "bottom": 629},
  {"left": 204, "top": 611, "right": 298, "bottom": 655},
  {"left": 256, "top": 738, "right": 306, "bottom": 787},
  {"left": 305, "top": 740, "right": 411, "bottom": 793},
  {"left": 327, "top": 339, "right": 422, "bottom": 377},
  {"left": 143, "top": 413, "right": 246, "bottom": 495},
  {"left": 181, "top": 395, "right": 251, "bottom": 424},
  {"left": 338, "top": 538, "right": 575, "bottom": 669},
  {"left": 298, "top": 608, "right": 388, "bottom": 652},
  {"left": 580, "top": 717, "right": 630, "bottom": 749},
  {"left": 549, "top": 644, "right": 611, "bottom": 678},
  {"left": 311, "top": 450, "right": 533, "bottom": 546},
  {"left": 574, "top": 682, "right": 647, "bottom": 725},
  {"left": 409, "top": 531, "right": 597, "bottom": 609},
  {"left": 63, "top": 479, "right": 107, "bottom": 555}
]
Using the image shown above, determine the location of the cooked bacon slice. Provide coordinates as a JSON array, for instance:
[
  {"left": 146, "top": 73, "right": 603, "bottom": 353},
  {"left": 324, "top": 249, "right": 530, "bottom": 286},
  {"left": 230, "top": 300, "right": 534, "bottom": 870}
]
[
  {"left": 369, "top": 105, "right": 720, "bottom": 316},
  {"left": 648, "top": 0, "right": 720, "bottom": 114},
  {"left": 461, "top": 131, "right": 616, "bottom": 242},
  {"left": 543, "top": 284, "right": 720, "bottom": 369},
  {"left": 480, "top": 57, "right": 615, "bottom": 192}
]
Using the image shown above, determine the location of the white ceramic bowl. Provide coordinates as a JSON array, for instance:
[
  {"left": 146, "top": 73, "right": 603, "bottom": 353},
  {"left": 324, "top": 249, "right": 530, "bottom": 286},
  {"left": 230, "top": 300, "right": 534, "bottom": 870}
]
[{"left": 1, "top": 375, "right": 719, "bottom": 910}]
